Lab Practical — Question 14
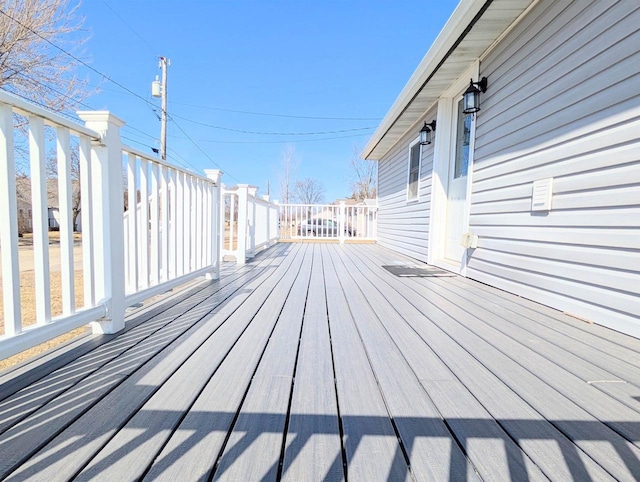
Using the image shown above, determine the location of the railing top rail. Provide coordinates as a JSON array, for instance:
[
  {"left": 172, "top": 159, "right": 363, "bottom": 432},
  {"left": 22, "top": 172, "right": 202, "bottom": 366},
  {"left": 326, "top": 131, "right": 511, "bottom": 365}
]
[
  {"left": 252, "top": 196, "right": 271, "bottom": 207},
  {"left": 0, "top": 89, "right": 100, "bottom": 140},
  {"left": 121, "top": 143, "right": 216, "bottom": 185},
  {"left": 280, "top": 203, "right": 340, "bottom": 208}
]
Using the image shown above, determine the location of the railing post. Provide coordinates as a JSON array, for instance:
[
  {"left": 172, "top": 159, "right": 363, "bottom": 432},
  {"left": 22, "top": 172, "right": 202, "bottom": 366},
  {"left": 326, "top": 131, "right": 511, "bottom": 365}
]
[
  {"left": 236, "top": 184, "right": 249, "bottom": 265},
  {"left": 247, "top": 186, "right": 258, "bottom": 258},
  {"left": 274, "top": 201, "right": 280, "bottom": 243},
  {"left": 77, "top": 111, "right": 126, "bottom": 334},
  {"left": 205, "top": 169, "right": 223, "bottom": 280},
  {"left": 0, "top": 103, "right": 22, "bottom": 335},
  {"left": 219, "top": 183, "right": 227, "bottom": 263},
  {"left": 339, "top": 201, "right": 346, "bottom": 244},
  {"left": 262, "top": 194, "right": 271, "bottom": 246}
]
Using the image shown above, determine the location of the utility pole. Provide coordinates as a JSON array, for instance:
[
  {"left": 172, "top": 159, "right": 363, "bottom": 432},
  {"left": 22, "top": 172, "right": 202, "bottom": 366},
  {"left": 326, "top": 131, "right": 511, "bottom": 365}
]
[{"left": 152, "top": 57, "right": 169, "bottom": 160}]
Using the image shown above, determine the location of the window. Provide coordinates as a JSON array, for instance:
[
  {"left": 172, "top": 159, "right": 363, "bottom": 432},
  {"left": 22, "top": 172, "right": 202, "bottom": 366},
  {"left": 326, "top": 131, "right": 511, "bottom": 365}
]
[
  {"left": 407, "top": 140, "right": 421, "bottom": 200},
  {"left": 454, "top": 99, "right": 471, "bottom": 179}
]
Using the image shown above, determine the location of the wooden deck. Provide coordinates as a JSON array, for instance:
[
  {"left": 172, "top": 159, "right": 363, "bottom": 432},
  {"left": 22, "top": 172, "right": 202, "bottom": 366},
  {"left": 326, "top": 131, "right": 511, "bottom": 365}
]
[{"left": 1, "top": 243, "right": 640, "bottom": 481}]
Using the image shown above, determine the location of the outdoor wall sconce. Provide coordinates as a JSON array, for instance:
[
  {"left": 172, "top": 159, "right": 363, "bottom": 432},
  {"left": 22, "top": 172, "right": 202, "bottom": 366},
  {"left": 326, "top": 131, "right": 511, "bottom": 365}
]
[
  {"left": 463, "top": 77, "right": 488, "bottom": 114},
  {"left": 419, "top": 120, "right": 437, "bottom": 145}
]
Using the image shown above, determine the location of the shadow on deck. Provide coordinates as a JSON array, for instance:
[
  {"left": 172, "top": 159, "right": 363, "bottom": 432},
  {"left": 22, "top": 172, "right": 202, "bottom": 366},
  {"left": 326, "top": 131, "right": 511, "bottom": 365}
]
[{"left": 1, "top": 243, "right": 640, "bottom": 481}]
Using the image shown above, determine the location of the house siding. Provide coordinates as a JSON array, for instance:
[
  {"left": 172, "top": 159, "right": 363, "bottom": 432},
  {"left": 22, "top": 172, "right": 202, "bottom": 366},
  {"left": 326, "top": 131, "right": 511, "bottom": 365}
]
[
  {"left": 468, "top": 0, "right": 640, "bottom": 334},
  {"left": 377, "top": 116, "right": 436, "bottom": 263}
]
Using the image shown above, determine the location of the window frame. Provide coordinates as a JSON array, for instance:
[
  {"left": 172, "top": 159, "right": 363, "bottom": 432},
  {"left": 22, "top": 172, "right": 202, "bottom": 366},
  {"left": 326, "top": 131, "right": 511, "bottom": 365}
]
[{"left": 406, "top": 136, "right": 422, "bottom": 202}]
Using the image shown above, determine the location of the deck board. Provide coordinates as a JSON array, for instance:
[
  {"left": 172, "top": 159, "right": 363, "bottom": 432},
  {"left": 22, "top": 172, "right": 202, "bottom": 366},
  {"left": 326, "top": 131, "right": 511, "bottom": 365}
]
[
  {"left": 1, "top": 244, "right": 292, "bottom": 480},
  {"left": 328, "top": 245, "right": 478, "bottom": 481},
  {"left": 350, "top": 245, "right": 618, "bottom": 481},
  {"left": 213, "top": 244, "right": 312, "bottom": 481},
  {"left": 281, "top": 245, "right": 343, "bottom": 482},
  {"left": 322, "top": 245, "right": 411, "bottom": 482},
  {"left": 78, "top": 245, "right": 310, "bottom": 482},
  {"left": 1, "top": 243, "right": 639, "bottom": 481},
  {"left": 139, "top": 243, "right": 307, "bottom": 481}
]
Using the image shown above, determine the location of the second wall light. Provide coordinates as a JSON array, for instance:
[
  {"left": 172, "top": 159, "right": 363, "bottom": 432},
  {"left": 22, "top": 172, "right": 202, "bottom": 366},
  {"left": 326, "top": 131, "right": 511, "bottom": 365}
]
[{"left": 419, "top": 120, "right": 437, "bottom": 145}]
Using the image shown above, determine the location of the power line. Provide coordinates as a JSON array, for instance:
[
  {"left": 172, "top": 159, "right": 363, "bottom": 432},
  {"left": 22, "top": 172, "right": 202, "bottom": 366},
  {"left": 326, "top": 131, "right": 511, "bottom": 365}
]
[
  {"left": 168, "top": 131, "right": 373, "bottom": 144},
  {"left": 4, "top": 88, "right": 85, "bottom": 124},
  {"left": 0, "top": 7, "right": 237, "bottom": 180},
  {"left": 169, "top": 100, "right": 382, "bottom": 121},
  {"left": 15, "top": 72, "right": 163, "bottom": 147},
  {"left": 102, "top": 1, "right": 157, "bottom": 56},
  {"left": 169, "top": 112, "right": 376, "bottom": 136},
  {"left": 123, "top": 124, "right": 158, "bottom": 141},
  {"left": 0, "top": 8, "right": 156, "bottom": 110},
  {"left": 169, "top": 115, "right": 240, "bottom": 182}
]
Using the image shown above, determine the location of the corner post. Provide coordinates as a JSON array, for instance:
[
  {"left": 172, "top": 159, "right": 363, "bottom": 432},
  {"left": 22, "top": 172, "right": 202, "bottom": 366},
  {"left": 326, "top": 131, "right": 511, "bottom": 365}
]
[
  {"left": 247, "top": 186, "right": 258, "bottom": 258},
  {"left": 273, "top": 200, "right": 280, "bottom": 243},
  {"left": 339, "top": 201, "right": 346, "bottom": 244},
  {"left": 77, "top": 111, "right": 126, "bottom": 334},
  {"left": 262, "top": 194, "right": 270, "bottom": 246},
  {"left": 236, "top": 184, "right": 249, "bottom": 265},
  {"left": 205, "top": 169, "right": 223, "bottom": 280},
  {"left": 219, "top": 183, "right": 226, "bottom": 266}
]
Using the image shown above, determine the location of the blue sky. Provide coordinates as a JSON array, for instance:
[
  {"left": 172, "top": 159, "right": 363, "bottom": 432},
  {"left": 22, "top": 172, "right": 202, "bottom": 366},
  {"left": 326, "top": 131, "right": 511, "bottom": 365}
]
[{"left": 76, "top": 0, "right": 459, "bottom": 201}]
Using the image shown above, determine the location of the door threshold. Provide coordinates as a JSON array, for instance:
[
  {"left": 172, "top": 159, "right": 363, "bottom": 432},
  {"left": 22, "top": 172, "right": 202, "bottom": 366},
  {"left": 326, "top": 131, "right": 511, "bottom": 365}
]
[{"left": 433, "top": 259, "right": 464, "bottom": 276}]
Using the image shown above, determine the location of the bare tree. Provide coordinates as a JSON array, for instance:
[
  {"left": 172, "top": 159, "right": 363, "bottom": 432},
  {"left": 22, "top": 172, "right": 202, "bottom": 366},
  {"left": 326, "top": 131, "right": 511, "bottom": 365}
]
[
  {"left": 45, "top": 143, "right": 81, "bottom": 230},
  {"left": 277, "top": 145, "right": 298, "bottom": 205},
  {"left": 347, "top": 145, "right": 377, "bottom": 200},
  {"left": 292, "top": 177, "right": 325, "bottom": 205},
  {"left": 0, "top": 0, "right": 90, "bottom": 112}
]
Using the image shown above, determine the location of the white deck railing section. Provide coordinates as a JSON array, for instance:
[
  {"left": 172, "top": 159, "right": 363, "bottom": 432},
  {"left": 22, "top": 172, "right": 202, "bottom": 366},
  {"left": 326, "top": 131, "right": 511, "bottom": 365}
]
[
  {"left": 0, "top": 89, "right": 374, "bottom": 362},
  {"left": 0, "top": 90, "right": 223, "bottom": 360},
  {"left": 222, "top": 184, "right": 279, "bottom": 265},
  {"left": 279, "top": 202, "right": 377, "bottom": 242},
  {"left": 122, "top": 148, "right": 222, "bottom": 307}
]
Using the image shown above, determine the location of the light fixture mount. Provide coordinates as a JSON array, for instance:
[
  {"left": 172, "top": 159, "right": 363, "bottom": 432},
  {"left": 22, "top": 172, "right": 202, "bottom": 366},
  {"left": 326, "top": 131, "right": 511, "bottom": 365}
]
[
  {"left": 463, "top": 77, "right": 488, "bottom": 114},
  {"left": 419, "top": 120, "right": 437, "bottom": 145}
]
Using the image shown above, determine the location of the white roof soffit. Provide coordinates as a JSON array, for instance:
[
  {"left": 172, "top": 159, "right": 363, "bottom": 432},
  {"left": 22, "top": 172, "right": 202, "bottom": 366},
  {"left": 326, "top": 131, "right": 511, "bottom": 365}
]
[{"left": 362, "top": 0, "right": 534, "bottom": 160}]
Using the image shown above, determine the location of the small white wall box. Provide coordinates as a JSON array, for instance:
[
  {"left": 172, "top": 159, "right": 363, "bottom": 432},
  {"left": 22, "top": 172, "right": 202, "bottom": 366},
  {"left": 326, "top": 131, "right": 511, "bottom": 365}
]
[
  {"left": 532, "top": 178, "right": 553, "bottom": 212},
  {"left": 461, "top": 232, "right": 479, "bottom": 248}
]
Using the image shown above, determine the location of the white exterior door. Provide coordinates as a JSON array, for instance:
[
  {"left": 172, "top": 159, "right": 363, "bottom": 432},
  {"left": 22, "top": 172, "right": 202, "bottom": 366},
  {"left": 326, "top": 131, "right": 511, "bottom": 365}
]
[{"left": 445, "top": 99, "right": 472, "bottom": 263}]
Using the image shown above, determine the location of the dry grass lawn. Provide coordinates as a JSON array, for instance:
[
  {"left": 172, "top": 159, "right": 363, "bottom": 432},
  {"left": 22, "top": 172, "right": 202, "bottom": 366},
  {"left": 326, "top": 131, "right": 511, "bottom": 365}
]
[
  {"left": 0, "top": 270, "right": 88, "bottom": 372},
  {"left": 0, "top": 231, "right": 88, "bottom": 372}
]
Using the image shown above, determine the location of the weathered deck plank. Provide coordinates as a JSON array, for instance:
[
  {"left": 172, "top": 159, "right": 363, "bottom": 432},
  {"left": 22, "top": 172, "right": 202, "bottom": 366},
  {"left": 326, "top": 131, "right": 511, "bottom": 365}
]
[
  {"left": 0, "top": 258, "right": 266, "bottom": 437},
  {"left": 141, "top": 244, "right": 308, "bottom": 481},
  {"left": 443, "top": 275, "right": 640, "bottom": 383},
  {"left": 328, "top": 245, "right": 480, "bottom": 481},
  {"left": 363, "top": 245, "right": 640, "bottom": 477},
  {"left": 352, "top": 245, "right": 617, "bottom": 481},
  {"left": 1, "top": 242, "right": 639, "bottom": 481},
  {"left": 76, "top": 244, "right": 310, "bottom": 482},
  {"left": 2, "top": 244, "right": 296, "bottom": 480},
  {"left": 281, "top": 244, "right": 343, "bottom": 482},
  {"left": 322, "top": 244, "right": 411, "bottom": 482},
  {"left": 420, "top": 275, "right": 640, "bottom": 423},
  {"left": 341, "top": 245, "right": 548, "bottom": 481},
  {"left": 213, "top": 245, "right": 313, "bottom": 481}
]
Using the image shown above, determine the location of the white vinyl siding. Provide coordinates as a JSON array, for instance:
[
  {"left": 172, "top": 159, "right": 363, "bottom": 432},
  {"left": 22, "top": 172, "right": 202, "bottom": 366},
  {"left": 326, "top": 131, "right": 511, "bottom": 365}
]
[
  {"left": 377, "top": 119, "right": 435, "bottom": 262},
  {"left": 468, "top": 0, "right": 640, "bottom": 335}
]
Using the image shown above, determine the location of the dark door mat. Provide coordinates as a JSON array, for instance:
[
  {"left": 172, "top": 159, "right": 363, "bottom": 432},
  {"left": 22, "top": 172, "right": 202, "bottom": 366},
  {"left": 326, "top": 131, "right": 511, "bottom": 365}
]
[{"left": 382, "top": 265, "right": 455, "bottom": 277}]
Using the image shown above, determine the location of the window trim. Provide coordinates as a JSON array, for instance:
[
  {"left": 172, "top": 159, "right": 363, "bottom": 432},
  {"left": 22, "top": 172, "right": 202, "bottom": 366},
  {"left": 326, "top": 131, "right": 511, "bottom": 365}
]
[{"left": 406, "top": 136, "right": 422, "bottom": 202}]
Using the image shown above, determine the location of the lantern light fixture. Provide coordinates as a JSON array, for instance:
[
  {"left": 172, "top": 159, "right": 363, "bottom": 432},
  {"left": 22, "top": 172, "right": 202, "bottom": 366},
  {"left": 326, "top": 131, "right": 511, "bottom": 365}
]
[
  {"left": 463, "top": 77, "right": 488, "bottom": 114},
  {"left": 419, "top": 120, "right": 437, "bottom": 145}
]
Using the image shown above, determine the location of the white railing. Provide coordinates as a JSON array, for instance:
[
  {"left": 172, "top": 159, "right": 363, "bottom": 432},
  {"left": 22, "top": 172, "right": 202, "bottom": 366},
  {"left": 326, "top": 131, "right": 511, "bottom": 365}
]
[
  {"left": 0, "top": 90, "right": 222, "bottom": 361},
  {"left": 222, "top": 184, "right": 279, "bottom": 265},
  {"left": 122, "top": 146, "right": 222, "bottom": 307},
  {"left": 279, "top": 202, "right": 377, "bottom": 242}
]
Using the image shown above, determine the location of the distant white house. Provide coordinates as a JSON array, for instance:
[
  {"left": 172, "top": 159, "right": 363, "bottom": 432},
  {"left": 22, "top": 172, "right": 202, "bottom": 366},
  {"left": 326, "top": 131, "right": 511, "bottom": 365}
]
[{"left": 363, "top": 0, "right": 640, "bottom": 336}]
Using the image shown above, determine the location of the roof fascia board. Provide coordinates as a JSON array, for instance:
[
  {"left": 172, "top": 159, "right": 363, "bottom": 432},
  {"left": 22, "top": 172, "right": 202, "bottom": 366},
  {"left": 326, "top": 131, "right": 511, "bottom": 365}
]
[{"left": 362, "top": 0, "right": 490, "bottom": 159}]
